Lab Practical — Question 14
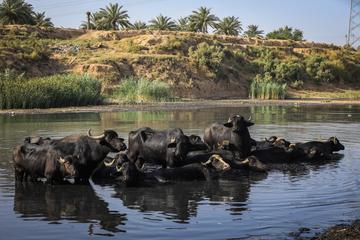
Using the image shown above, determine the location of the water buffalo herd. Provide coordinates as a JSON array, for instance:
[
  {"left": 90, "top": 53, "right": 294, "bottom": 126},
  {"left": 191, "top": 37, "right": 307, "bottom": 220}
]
[{"left": 12, "top": 115, "right": 345, "bottom": 185}]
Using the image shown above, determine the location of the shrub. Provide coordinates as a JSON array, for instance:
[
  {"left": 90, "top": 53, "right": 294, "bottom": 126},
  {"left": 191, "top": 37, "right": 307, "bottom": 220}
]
[
  {"left": 304, "top": 55, "right": 335, "bottom": 83},
  {"left": 290, "top": 80, "right": 304, "bottom": 89},
  {"left": 113, "top": 76, "right": 172, "bottom": 103},
  {"left": 188, "top": 42, "right": 225, "bottom": 74},
  {"left": 266, "top": 26, "right": 304, "bottom": 41},
  {"left": 0, "top": 71, "right": 102, "bottom": 109},
  {"left": 273, "top": 59, "right": 305, "bottom": 82},
  {"left": 0, "top": 38, "right": 50, "bottom": 62}
]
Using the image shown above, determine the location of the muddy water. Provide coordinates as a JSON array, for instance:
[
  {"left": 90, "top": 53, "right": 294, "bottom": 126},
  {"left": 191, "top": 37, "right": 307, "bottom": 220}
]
[{"left": 0, "top": 105, "right": 359, "bottom": 239}]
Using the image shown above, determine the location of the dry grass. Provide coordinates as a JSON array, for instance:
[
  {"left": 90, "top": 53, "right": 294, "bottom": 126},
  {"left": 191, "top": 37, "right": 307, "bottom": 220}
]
[{"left": 289, "top": 89, "right": 360, "bottom": 99}]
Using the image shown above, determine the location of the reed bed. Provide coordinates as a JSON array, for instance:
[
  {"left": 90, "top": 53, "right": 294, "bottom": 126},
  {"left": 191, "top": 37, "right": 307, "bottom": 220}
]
[
  {"left": 113, "top": 76, "right": 172, "bottom": 103},
  {"left": 0, "top": 71, "right": 102, "bottom": 109},
  {"left": 249, "top": 81, "right": 287, "bottom": 100}
]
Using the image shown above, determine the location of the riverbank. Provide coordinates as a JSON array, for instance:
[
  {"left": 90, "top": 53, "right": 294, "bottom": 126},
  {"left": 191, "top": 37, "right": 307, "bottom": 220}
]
[
  {"left": 1, "top": 25, "right": 360, "bottom": 102},
  {"left": 1, "top": 98, "right": 360, "bottom": 115},
  {"left": 313, "top": 220, "right": 360, "bottom": 240}
]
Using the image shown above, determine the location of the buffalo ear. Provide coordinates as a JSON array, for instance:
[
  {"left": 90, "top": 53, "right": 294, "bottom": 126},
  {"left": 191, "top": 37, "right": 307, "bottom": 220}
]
[
  {"left": 329, "top": 137, "right": 338, "bottom": 145},
  {"left": 245, "top": 121, "right": 254, "bottom": 127},
  {"left": 168, "top": 137, "right": 177, "bottom": 148},
  {"left": 58, "top": 157, "right": 66, "bottom": 165},
  {"left": 223, "top": 122, "right": 233, "bottom": 128}
]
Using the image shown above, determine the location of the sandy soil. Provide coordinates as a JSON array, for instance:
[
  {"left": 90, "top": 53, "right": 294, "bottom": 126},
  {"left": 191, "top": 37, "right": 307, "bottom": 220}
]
[{"left": 1, "top": 99, "right": 360, "bottom": 115}]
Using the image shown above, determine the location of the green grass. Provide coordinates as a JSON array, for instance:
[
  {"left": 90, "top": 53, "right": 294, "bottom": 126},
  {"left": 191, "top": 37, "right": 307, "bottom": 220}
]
[
  {"left": 250, "top": 80, "right": 287, "bottom": 100},
  {"left": 112, "top": 76, "right": 172, "bottom": 103},
  {"left": 0, "top": 71, "right": 102, "bottom": 109}
]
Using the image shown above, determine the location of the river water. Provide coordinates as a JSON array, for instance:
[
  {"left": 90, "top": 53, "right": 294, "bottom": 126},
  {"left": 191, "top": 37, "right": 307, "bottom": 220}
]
[{"left": 0, "top": 105, "right": 359, "bottom": 239}]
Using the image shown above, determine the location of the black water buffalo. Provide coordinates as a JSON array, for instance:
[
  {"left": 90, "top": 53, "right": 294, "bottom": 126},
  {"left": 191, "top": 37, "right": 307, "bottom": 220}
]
[
  {"left": 13, "top": 144, "right": 78, "bottom": 183},
  {"left": 47, "top": 129, "right": 127, "bottom": 181},
  {"left": 128, "top": 127, "right": 191, "bottom": 169},
  {"left": 250, "top": 146, "right": 303, "bottom": 164},
  {"left": 92, "top": 152, "right": 130, "bottom": 179},
  {"left": 115, "top": 154, "right": 231, "bottom": 185},
  {"left": 255, "top": 136, "right": 291, "bottom": 150},
  {"left": 294, "top": 137, "right": 345, "bottom": 158},
  {"left": 188, "top": 135, "right": 209, "bottom": 151},
  {"left": 204, "top": 115, "right": 256, "bottom": 158}
]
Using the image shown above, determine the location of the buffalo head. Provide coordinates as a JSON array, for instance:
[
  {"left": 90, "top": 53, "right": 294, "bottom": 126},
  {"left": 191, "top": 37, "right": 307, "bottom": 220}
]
[
  {"left": 240, "top": 156, "right": 267, "bottom": 172},
  {"left": 224, "top": 115, "right": 254, "bottom": 133},
  {"left": 167, "top": 135, "right": 190, "bottom": 161},
  {"left": 328, "top": 137, "right": 345, "bottom": 152},
  {"left": 58, "top": 155, "right": 79, "bottom": 178},
  {"left": 202, "top": 154, "right": 231, "bottom": 172},
  {"left": 87, "top": 129, "right": 127, "bottom": 152},
  {"left": 116, "top": 162, "right": 143, "bottom": 186}
]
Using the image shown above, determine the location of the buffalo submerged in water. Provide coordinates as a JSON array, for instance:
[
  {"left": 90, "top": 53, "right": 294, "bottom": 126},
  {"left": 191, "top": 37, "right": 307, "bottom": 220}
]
[
  {"left": 12, "top": 115, "right": 345, "bottom": 185},
  {"left": 13, "top": 129, "right": 127, "bottom": 183}
]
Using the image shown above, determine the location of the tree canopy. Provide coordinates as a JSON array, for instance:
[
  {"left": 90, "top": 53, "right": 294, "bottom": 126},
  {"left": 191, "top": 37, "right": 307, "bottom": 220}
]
[{"left": 266, "top": 26, "right": 304, "bottom": 41}]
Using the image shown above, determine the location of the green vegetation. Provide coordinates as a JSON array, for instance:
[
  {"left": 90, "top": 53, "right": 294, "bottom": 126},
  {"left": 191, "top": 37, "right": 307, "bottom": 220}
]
[
  {"left": 188, "top": 6, "right": 218, "bottom": 33},
  {"left": 130, "top": 21, "right": 147, "bottom": 30},
  {"left": 250, "top": 77, "right": 287, "bottom": 100},
  {"left": 214, "top": 16, "right": 242, "bottom": 36},
  {"left": 0, "top": 38, "right": 50, "bottom": 59},
  {"left": 33, "top": 12, "right": 53, "bottom": 27},
  {"left": 149, "top": 15, "right": 176, "bottom": 31},
  {"left": 266, "top": 26, "right": 304, "bottom": 41},
  {"left": 0, "top": 0, "right": 53, "bottom": 26},
  {"left": 0, "top": 71, "right": 102, "bottom": 109},
  {"left": 112, "top": 76, "right": 172, "bottom": 103},
  {"left": 80, "top": 3, "right": 130, "bottom": 30},
  {"left": 244, "top": 25, "right": 264, "bottom": 38},
  {"left": 188, "top": 42, "right": 225, "bottom": 74}
]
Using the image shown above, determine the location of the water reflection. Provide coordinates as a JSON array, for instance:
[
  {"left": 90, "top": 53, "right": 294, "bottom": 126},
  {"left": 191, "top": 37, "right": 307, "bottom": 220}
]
[
  {"left": 0, "top": 104, "right": 359, "bottom": 239},
  {"left": 14, "top": 182, "right": 127, "bottom": 234}
]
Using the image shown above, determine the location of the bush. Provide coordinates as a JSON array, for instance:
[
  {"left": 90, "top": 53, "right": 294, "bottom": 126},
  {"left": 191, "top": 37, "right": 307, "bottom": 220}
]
[
  {"left": 290, "top": 80, "right": 304, "bottom": 89},
  {"left": 188, "top": 42, "right": 225, "bottom": 74},
  {"left": 0, "top": 71, "right": 102, "bottom": 109},
  {"left": 0, "top": 38, "right": 50, "bottom": 62},
  {"left": 273, "top": 59, "right": 305, "bottom": 82},
  {"left": 266, "top": 26, "right": 304, "bottom": 41},
  {"left": 113, "top": 76, "right": 172, "bottom": 103},
  {"left": 304, "top": 55, "right": 335, "bottom": 83}
]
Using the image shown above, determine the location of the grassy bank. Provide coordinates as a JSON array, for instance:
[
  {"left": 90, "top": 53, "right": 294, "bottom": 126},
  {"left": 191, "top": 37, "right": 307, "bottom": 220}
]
[
  {"left": 112, "top": 76, "right": 172, "bottom": 103},
  {"left": 1, "top": 26, "right": 360, "bottom": 105},
  {"left": 0, "top": 71, "right": 102, "bottom": 109}
]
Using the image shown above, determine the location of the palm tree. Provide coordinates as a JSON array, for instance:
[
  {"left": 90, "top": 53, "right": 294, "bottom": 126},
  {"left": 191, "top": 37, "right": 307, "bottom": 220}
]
[
  {"left": 189, "top": 6, "right": 218, "bottom": 33},
  {"left": 130, "top": 20, "right": 147, "bottom": 30},
  {"left": 80, "top": 12, "right": 101, "bottom": 29},
  {"left": 97, "top": 3, "right": 130, "bottom": 30},
  {"left": 244, "top": 25, "right": 264, "bottom": 38},
  {"left": 214, "top": 16, "right": 242, "bottom": 36},
  {"left": 176, "top": 17, "right": 190, "bottom": 31},
  {"left": 0, "top": 0, "right": 35, "bottom": 25},
  {"left": 148, "top": 15, "right": 176, "bottom": 30},
  {"left": 33, "top": 12, "right": 53, "bottom": 28}
]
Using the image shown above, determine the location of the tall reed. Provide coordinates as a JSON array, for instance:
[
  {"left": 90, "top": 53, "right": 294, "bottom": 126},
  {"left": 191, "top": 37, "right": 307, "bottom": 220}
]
[
  {"left": 0, "top": 71, "right": 102, "bottom": 109},
  {"left": 113, "top": 76, "right": 172, "bottom": 103},
  {"left": 249, "top": 80, "right": 287, "bottom": 100}
]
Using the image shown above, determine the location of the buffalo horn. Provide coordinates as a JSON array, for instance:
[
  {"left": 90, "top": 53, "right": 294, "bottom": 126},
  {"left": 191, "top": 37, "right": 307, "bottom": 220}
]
[
  {"left": 248, "top": 116, "right": 252, "bottom": 121},
  {"left": 116, "top": 165, "right": 123, "bottom": 172},
  {"left": 58, "top": 157, "right": 66, "bottom": 164},
  {"left": 201, "top": 158, "right": 213, "bottom": 166},
  {"left": 87, "top": 128, "right": 105, "bottom": 140},
  {"left": 239, "top": 159, "right": 250, "bottom": 165},
  {"left": 104, "top": 158, "right": 115, "bottom": 167}
]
